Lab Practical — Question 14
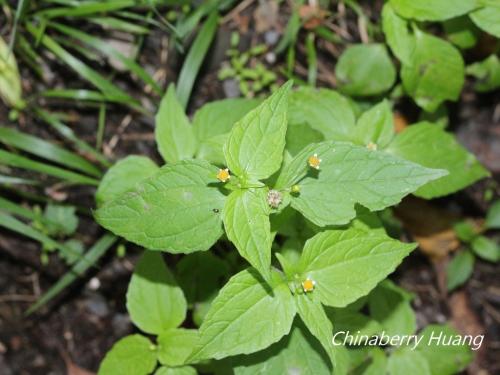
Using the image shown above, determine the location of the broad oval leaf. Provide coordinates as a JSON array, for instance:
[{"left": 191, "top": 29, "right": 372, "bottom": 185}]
[
  {"left": 382, "top": 3, "right": 415, "bottom": 65},
  {"left": 335, "top": 44, "right": 396, "bottom": 97},
  {"left": 401, "top": 28, "right": 465, "bottom": 112},
  {"left": 190, "top": 268, "right": 296, "bottom": 361},
  {"left": 157, "top": 328, "right": 198, "bottom": 367},
  {"left": 389, "top": 0, "right": 479, "bottom": 21},
  {"left": 95, "top": 160, "right": 225, "bottom": 253},
  {"left": 155, "top": 367, "right": 196, "bottom": 375},
  {"left": 288, "top": 87, "right": 356, "bottom": 141},
  {"left": 193, "top": 98, "right": 261, "bottom": 141},
  {"left": 233, "top": 321, "right": 332, "bottom": 375},
  {"left": 387, "top": 347, "right": 431, "bottom": 375},
  {"left": 155, "top": 85, "right": 197, "bottom": 164},
  {"left": 126, "top": 251, "right": 187, "bottom": 334},
  {"left": 298, "top": 229, "right": 416, "bottom": 307},
  {"left": 284, "top": 141, "right": 447, "bottom": 226},
  {"left": 470, "top": 3, "right": 500, "bottom": 38},
  {"left": 96, "top": 155, "right": 159, "bottom": 206},
  {"left": 387, "top": 122, "right": 489, "bottom": 198},
  {"left": 98, "top": 334, "right": 157, "bottom": 375},
  {"left": 368, "top": 280, "right": 416, "bottom": 336},
  {"left": 223, "top": 81, "right": 292, "bottom": 180},
  {"left": 416, "top": 324, "right": 473, "bottom": 375},
  {"left": 223, "top": 188, "right": 272, "bottom": 279},
  {"left": 295, "top": 294, "right": 336, "bottom": 368},
  {"left": 353, "top": 100, "right": 395, "bottom": 149}
]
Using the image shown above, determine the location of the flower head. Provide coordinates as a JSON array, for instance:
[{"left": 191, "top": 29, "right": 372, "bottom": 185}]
[
  {"left": 217, "top": 168, "right": 230, "bottom": 182},
  {"left": 267, "top": 189, "right": 283, "bottom": 208},
  {"left": 302, "top": 277, "right": 316, "bottom": 293},
  {"left": 308, "top": 154, "right": 321, "bottom": 169},
  {"left": 366, "top": 142, "right": 378, "bottom": 151}
]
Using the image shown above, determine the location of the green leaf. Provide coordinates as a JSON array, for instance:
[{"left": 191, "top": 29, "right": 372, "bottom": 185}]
[
  {"left": 335, "top": 44, "right": 396, "bottom": 97},
  {"left": 155, "top": 85, "right": 197, "bottom": 164},
  {"left": 470, "top": 3, "right": 500, "bottom": 38},
  {"left": 193, "top": 98, "right": 261, "bottom": 141},
  {"left": 223, "top": 81, "right": 292, "bottom": 181},
  {"left": 348, "top": 347, "right": 387, "bottom": 375},
  {"left": 127, "top": 251, "right": 186, "bottom": 335},
  {"left": 471, "top": 236, "right": 499, "bottom": 262},
  {"left": 43, "top": 204, "right": 79, "bottom": 237},
  {"left": 389, "top": 0, "right": 479, "bottom": 21},
  {"left": 401, "top": 28, "right": 465, "bottom": 112},
  {"left": 327, "top": 310, "right": 382, "bottom": 338},
  {"left": 190, "top": 268, "right": 296, "bottom": 361},
  {"left": 26, "top": 234, "right": 116, "bottom": 315},
  {"left": 98, "top": 334, "right": 157, "bottom": 375},
  {"left": 466, "top": 55, "right": 500, "bottom": 92},
  {"left": 388, "top": 122, "right": 489, "bottom": 198},
  {"left": 368, "top": 280, "right": 416, "bottom": 336},
  {"left": 193, "top": 98, "right": 261, "bottom": 165},
  {"left": 233, "top": 321, "right": 331, "bottom": 375},
  {"left": 485, "top": 200, "right": 500, "bottom": 229},
  {"left": 297, "top": 229, "right": 415, "bottom": 307},
  {"left": 443, "top": 16, "right": 479, "bottom": 49},
  {"left": 382, "top": 3, "right": 415, "bottom": 64},
  {"left": 295, "top": 294, "right": 336, "bottom": 367},
  {"left": 0, "top": 36, "right": 23, "bottom": 108},
  {"left": 176, "top": 252, "right": 229, "bottom": 303},
  {"left": 387, "top": 347, "right": 431, "bottom": 375},
  {"left": 446, "top": 250, "right": 475, "bottom": 291},
  {"left": 288, "top": 87, "right": 355, "bottom": 141},
  {"left": 353, "top": 100, "right": 395, "bottom": 149},
  {"left": 0, "top": 126, "right": 101, "bottom": 177},
  {"left": 0, "top": 149, "right": 99, "bottom": 186},
  {"left": 157, "top": 329, "right": 198, "bottom": 367},
  {"left": 96, "top": 156, "right": 159, "bottom": 206},
  {"left": 95, "top": 160, "right": 225, "bottom": 253},
  {"left": 223, "top": 188, "right": 272, "bottom": 279},
  {"left": 283, "top": 141, "right": 447, "bottom": 226},
  {"left": 176, "top": 12, "right": 219, "bottom": 108},
  {"left": 155, "top": 367, "right": 197, "bottom": 375},
  {"left": 285, "top": 122, "right": 324, "bottom": 157},
  {"left": 453, "top": 221, "right": 477, "bottom": 243},
  {"left": 416, "top": 325, "right": 474, "bottom": 375}
]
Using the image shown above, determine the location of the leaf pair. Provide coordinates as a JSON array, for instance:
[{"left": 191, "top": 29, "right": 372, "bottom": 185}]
[
  {"left": 99, "top": 252, "right": 196, "bottom": 375},
  {"left": 190, "top": 228, "right": 415, "bottom": 367}
]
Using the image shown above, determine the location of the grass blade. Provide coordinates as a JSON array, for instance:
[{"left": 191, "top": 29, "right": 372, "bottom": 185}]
[
  {"left": 0, "top": 149, "right": 99, "bottom": 185},
  {"left": 26, "top": 23, "right": 137, "bottom": 104},
  {"left": 0, "top": 126, "right": 102, "bottom": 177},
  {"left": 0, "top": 174, "right": 39, "bottom": 185},
  {"left": 0, "top": 211, "right": 79, "bottom": 260},
  {"left": 36, "top": 108, "right": 111, "bottom": 168},
  {"left": 176, "top": 11, "right": 219, "bottom": 108},
  {"left": 25, "top": 233, "right": 117, "bottom": 315},
  {"left": 49, "top": 22, "right": 161, "bottom": 94}
]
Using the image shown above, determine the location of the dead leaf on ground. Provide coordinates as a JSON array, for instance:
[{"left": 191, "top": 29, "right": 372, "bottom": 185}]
[
  {"left": 449, "top": 291, "right": 487, "bottom": 374},
  {"left": 395, "top": 197, "right": 460, "bottom": 261},
  {"left": 61, "top": 350, "right": 96, "bottom": 375},
  {"left": 254, "top": 0, "right": 279, "bottom": 33},
  {"left": 393, "top": 112, "right": 408, "bottom": 133},
  {"left": 299, "top": 4, "right": 328, "bottom": 30}
]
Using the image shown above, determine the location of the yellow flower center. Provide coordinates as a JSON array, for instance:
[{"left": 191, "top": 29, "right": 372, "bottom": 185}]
[
  {"left": 308, "top": 154, "right": 321, "bottom": 169},
  {"left": 302, "top": 278, "right": 315, "bottom": 293},
  {"left": 217, "top": 168, "right": 230, "bottom": 182}
]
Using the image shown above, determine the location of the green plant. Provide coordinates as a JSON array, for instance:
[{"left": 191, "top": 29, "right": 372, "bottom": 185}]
[
  {"left": 93, "top": 80, "right": 484, "bottom": 374},
  {"left": 447, "top": 202, "right": 500, "bottom": 291},
  {"left": 218, "top": 32, "right": 278, "bottom": 97}
]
